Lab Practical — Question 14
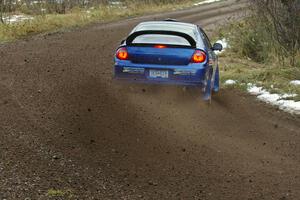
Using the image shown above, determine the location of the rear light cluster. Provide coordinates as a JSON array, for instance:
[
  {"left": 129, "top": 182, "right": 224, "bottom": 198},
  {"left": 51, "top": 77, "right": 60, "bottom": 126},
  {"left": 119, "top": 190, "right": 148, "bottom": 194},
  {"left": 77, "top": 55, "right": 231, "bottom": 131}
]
[
  {"left": 116, "top": 47, "right": 206, "bottom": 64},
  {"left": 116, "top": 47, "right": 129, "bottom": 60},
  {"left": 191, "top": 50, "right": 206, "bottom": 63}
]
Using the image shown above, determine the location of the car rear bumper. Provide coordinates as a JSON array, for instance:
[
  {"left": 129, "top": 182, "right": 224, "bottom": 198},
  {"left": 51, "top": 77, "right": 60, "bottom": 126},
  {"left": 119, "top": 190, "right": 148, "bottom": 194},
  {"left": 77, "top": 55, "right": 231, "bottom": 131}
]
[{"left": 114, "top": 64, "right": 206, "bottom": 86}]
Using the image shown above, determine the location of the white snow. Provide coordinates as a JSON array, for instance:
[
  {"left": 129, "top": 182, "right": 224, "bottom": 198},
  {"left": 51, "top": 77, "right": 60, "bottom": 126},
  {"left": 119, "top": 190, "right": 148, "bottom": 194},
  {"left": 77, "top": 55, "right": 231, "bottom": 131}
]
[
  {"left": 214, "top": 38, "right": 229, "bottom": 55},
  {"left": 247, "top": 83, "right": 300, "bottom": 115},
  {"left": 110, "top": 1, "right": 122, "bottom": 5},
  {"left": 3, "top": 15, "right": 33, "bottom": 24},
  {"left": 109, "top": 1, "right": 126, "bottom": 8},
  {"left": 224, "top": 79, "right": 237, "bottom": 85},
  {"left": 290, "top": 80, "right": 300, "bottom": 86},
  {"left": 194, "top": 0, "right": 222, "bottom": 6},
  {"left": 247, "top": 84, "right": 266, "bottom": 95}
]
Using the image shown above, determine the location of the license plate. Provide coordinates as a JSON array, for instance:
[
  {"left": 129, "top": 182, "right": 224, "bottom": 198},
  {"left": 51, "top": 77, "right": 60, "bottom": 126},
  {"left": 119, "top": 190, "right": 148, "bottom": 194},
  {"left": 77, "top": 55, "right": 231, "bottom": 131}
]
[{"left": 149, "top": 70, "right": 169, "bottom": 78}]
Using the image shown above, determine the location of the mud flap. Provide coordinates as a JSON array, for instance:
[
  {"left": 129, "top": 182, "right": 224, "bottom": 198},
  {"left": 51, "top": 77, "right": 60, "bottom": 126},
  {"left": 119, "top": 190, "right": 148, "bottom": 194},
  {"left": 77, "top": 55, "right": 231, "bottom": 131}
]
[
  {"left": 202, "top": 67, "right": 213, "bottom": 102},
  {"left": 213, "top": 66, "right": 220, "bottom": 93}
]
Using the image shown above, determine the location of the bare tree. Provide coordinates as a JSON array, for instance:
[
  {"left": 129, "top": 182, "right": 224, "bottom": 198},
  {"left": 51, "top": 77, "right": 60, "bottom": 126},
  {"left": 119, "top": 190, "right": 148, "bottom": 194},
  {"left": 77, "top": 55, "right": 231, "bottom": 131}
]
[{"left": 253, "top": 0, "right": 300, "bottom": 66}]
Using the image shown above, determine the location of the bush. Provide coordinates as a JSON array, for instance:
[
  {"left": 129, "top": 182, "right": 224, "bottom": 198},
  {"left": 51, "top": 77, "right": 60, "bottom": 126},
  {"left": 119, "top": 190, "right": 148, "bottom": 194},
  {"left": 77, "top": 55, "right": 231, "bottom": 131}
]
[
  {"left": 223, "top": 1, "right": 300, "bottom": 67},
  {"left": 223, "top": 18, "right": 271, "bottom": 63},
  {"left": 252, "top": 0, "right": 300, "bottom": 66}
]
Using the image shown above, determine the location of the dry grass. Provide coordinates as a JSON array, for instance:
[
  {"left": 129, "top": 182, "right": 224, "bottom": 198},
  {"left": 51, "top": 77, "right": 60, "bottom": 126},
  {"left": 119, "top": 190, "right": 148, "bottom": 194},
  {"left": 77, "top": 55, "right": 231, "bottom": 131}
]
[
  {"left": 0, "top": 0, "right": 196, "bottom": 42},
  {"left": 219, "top": 51, "right": 300, "bottom": 101},
  {"left": 213, "top": 16, "right": 300, "bottom": 100},
  {"left": 46, "top": 188, "right": 74, "bottom": 198}
]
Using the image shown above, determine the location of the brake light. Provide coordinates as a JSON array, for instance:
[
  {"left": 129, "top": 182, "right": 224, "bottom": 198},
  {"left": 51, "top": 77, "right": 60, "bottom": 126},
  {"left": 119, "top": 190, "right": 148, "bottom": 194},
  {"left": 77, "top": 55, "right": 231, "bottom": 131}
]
[
  {"left": 154, "top": 45, "right": 167, "bottom": 49},
  {"left": 191, "top": 50, "right": 206, "bottom": 63},
  {"left": 116, "top": 47, "right": 128, "bottom": 60}
]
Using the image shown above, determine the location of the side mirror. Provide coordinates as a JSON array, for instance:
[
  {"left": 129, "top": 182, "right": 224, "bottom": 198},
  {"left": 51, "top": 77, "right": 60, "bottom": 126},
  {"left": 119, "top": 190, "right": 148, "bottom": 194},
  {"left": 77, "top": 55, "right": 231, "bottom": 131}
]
[{"left": 212, "top": 43, "right": 223, "bottom": 51}]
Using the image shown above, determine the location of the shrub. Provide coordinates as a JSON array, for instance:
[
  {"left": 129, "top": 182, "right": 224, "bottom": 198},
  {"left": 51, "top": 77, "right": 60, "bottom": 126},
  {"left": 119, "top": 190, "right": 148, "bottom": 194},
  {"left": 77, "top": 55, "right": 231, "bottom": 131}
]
[
  {"left": 252, "top": 0, "right": 300, "bottom": 66},
  {"left": 223, "top": 1, "right": 300, "bottom": 67}
]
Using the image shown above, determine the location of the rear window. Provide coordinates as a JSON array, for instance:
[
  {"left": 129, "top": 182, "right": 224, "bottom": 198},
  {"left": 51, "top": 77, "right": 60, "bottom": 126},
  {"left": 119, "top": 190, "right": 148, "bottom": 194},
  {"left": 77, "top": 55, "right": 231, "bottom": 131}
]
[
  {"left": 132, "top": 34, "right": 190, "bottom": 46},
  {"left": 134, "top": 23, "right": 197, "bottom": 40}
]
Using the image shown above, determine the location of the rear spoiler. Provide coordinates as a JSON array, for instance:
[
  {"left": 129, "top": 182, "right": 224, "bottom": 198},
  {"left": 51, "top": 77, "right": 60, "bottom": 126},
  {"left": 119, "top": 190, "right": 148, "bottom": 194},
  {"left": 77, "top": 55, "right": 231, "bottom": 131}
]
[{"left": 126, "top": 30, "right": 197, "bottom": 48}]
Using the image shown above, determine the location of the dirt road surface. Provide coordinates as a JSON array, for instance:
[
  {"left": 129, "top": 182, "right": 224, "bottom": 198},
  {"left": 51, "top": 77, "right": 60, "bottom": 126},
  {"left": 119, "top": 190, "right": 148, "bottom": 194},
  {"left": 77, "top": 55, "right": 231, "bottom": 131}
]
[{"left": 0, "top": 0, "right": 300, "bottom": 199}]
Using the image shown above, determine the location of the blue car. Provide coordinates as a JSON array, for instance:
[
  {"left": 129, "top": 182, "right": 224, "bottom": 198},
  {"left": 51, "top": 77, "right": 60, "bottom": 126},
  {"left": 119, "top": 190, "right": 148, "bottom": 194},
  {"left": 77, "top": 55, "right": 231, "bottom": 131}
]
[{"left": 114, "top": 20, "right": 223, "bottom": 101}]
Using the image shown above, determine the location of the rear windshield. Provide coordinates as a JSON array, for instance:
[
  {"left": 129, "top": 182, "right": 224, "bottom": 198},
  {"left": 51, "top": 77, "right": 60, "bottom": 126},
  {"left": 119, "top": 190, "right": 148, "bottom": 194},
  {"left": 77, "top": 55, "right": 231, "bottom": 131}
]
[
  {"left": 132, "top": 34, "right": 190, "bottom": 46},
  {"left": 134, "top": 23, "right": 197, "bottom": 40}
]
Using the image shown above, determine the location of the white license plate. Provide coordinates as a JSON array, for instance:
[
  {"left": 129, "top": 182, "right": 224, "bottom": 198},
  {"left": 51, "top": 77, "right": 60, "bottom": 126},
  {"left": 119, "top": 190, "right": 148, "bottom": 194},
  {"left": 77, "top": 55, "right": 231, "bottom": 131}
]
[{"left": 149, "top": 70, "right": 169, "bottom": 78}]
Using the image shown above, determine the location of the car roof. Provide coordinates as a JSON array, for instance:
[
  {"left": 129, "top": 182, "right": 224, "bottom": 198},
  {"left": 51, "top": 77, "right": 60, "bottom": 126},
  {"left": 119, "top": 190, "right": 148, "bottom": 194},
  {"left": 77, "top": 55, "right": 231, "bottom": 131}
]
[{"left": 132, "top": 21, "right": 198, "bottom": 39}]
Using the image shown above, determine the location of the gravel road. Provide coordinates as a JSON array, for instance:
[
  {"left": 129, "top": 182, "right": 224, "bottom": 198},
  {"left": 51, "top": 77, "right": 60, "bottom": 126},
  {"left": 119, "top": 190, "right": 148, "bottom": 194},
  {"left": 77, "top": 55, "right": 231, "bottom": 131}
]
[{"left": 0, "top": 0, "right": 299, "bottom": 199}]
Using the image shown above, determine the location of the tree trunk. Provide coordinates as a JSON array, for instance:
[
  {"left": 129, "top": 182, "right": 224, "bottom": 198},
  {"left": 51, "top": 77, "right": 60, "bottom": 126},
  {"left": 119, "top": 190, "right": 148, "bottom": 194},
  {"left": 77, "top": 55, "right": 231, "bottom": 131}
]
[{"left": 0, "top": 0, "right": 4, "bottom": 24}]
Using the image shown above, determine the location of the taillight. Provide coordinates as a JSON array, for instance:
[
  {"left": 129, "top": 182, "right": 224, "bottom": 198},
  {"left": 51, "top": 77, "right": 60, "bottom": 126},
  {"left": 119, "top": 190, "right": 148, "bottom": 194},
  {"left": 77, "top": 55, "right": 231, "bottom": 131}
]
[
  {"left": 191, "top": 50, "right": 206, "bottom": 63},
  {"left": 116, "top": 47, "right": 128, "bottom": 60},
  {"left": 154, "top": 45, "right": 167, "bottom": 49}
]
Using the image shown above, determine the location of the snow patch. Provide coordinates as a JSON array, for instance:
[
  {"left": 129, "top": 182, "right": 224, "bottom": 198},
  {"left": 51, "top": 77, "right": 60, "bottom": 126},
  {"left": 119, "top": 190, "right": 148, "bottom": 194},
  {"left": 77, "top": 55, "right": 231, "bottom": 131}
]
[
  {"left": 247, "top": 84, "right": 266, "bottom": 95},
  {"left": 290, "top": 80, "right": 300, "bottom": 86},
  {"left": 3, "top": 15, "right": 33, "bottom": 24},
  {"left": 224, "top": 79, "right": 237, "bottom": 85},
  {"left": 247, "top": 84, "right": 300, "bottom": 115},
  {"left": 194, "top": 0, "right": 222, "bottom": 6}
]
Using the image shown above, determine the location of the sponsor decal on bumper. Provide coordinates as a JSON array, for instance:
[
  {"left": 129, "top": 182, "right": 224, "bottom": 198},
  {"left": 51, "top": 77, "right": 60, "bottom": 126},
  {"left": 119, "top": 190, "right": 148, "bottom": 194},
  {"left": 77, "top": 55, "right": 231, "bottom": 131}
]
[{"left": 122, "top": 67, "right": 145, "bottom": 74}]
